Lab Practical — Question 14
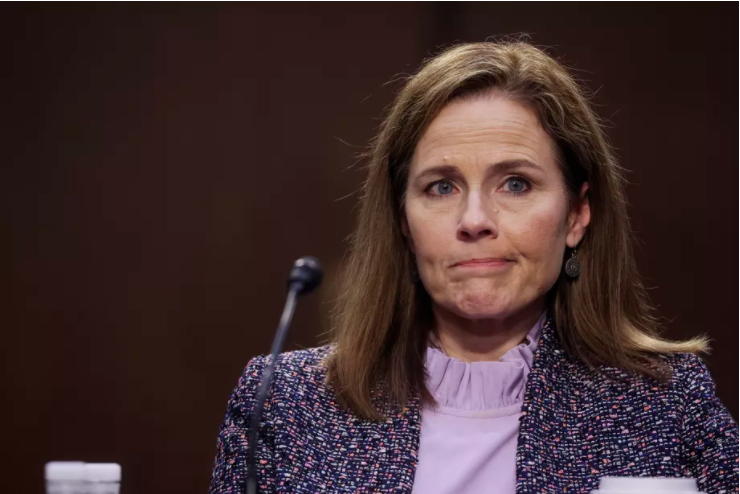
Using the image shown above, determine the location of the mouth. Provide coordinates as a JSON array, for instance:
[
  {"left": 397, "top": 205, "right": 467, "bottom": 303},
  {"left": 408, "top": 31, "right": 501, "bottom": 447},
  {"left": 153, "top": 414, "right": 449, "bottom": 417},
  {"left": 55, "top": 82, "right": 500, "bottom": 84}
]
[{"left": 451, "top": 258, "right": 513, "bottom": 268}]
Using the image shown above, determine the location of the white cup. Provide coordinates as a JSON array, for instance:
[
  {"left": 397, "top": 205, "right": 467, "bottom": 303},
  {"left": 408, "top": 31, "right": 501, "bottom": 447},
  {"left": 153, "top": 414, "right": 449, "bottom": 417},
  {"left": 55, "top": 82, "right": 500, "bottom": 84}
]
[
  {"left": 597, "top": 476, "right": 701, "bottom": 493},
  {"left": 45, "top": 462, "right": 86, "bottom": 494},
  {"left": 84, "top": 463, "right": 121, "bottom": 494}
]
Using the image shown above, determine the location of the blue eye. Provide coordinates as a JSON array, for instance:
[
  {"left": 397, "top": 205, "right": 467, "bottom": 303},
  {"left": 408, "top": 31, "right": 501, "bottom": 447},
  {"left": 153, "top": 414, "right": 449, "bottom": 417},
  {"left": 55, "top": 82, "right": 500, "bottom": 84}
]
[
  {"left": 426, "top": 180, "right": 455, "bottom": 196},
  {"left": 503, "top": 177, "right": 530, "bottom": 194},
  {"left": 435, "top": 181, "right": 454, "bottom": 195}
]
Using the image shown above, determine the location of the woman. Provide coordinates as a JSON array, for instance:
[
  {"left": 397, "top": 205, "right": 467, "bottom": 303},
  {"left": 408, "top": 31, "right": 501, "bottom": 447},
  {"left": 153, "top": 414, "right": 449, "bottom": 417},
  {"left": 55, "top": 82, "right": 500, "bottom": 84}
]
[{"left": 210, "top": 41, "right": 738, "bottom": 493}]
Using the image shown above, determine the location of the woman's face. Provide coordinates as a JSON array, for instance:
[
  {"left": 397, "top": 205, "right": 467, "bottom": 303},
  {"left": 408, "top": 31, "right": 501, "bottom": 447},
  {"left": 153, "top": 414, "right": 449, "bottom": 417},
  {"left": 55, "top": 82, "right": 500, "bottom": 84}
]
[{"left": 403, "top": 93, "right": 590, "bottom": 321}]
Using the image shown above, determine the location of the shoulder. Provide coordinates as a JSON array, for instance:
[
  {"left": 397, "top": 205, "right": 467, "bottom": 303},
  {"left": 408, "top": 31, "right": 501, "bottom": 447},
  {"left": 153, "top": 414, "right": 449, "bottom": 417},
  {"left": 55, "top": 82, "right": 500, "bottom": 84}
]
[
  {"left": 275, "top": 345, "right": 333, "bottom": 386},
  {"left": 248, "top": 345, "right": 332, "bottom": 369},
  {"left": 595, "top": 352, "right": 723, "bottom": 416},
  {"left": 236, "top": 345, "right": 333, "bottom": 399},
  {"left": 659, "top": 351, "right": 722, "bottom": 401},
  {"left": 568, "top": 350, "right": 712, "bottom": 387},
  {"left": 546, "top": 352, "right": 722, "bottom": 435},
  {"left": 549, "top": 350, "right": 714, "bottom": 404},
  {"left": 661, "top": 351, "right": 711, "bottom": 377}
]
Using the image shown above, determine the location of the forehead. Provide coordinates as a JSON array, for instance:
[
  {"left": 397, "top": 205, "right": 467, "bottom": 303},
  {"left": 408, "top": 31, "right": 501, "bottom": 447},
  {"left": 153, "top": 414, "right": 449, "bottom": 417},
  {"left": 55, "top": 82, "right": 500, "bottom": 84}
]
[{"left": 412, "top": 93, "right": 557, "bottom": 167}]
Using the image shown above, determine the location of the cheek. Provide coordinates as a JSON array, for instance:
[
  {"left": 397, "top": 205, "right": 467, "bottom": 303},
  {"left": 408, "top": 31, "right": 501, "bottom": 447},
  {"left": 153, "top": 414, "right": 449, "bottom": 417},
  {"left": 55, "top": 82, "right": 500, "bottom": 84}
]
[
  {"left": 405, "top": 203, "right": 454, "bottom": 257},
  {"left": 505, "top": 200, "right": 568, "bottom": 267}
]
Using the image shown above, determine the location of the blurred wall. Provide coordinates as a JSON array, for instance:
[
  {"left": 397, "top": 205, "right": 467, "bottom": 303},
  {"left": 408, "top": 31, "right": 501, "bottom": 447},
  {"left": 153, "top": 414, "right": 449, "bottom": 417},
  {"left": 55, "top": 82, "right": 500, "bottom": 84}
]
[{"left": 2, "top": 4, "right": 737, "bottom": 493}]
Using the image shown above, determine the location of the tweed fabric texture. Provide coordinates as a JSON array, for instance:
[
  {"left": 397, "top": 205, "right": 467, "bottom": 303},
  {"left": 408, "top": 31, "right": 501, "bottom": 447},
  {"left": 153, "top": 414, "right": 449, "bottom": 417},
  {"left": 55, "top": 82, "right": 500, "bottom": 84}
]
[{"left": 210, "top": 318, "right": 738, "bottom": 493}]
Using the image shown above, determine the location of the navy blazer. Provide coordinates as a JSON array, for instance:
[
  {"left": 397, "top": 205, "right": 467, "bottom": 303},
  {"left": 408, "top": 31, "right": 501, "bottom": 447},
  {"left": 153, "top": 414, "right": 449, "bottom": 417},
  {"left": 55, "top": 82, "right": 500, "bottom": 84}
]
[{"left": 210, "top": 318, "right": 738, "bottom": 493}]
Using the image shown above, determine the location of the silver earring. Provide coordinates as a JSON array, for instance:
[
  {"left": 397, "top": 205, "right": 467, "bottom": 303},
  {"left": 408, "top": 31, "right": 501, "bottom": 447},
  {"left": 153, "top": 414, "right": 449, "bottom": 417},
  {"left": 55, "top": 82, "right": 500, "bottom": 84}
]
[
  {"left": 410, "top": 254, "right": 420, "bottom": 283},
  {"left": 565, "top": 248, "right": 581, "bottom": 278}
]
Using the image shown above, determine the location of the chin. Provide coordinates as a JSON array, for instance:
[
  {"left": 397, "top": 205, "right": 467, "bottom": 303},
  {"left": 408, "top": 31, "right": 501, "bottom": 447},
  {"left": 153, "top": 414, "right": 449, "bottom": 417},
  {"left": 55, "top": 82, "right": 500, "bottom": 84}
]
[{"left": 448, "top": 290, "right": 515, "bottom": 320}]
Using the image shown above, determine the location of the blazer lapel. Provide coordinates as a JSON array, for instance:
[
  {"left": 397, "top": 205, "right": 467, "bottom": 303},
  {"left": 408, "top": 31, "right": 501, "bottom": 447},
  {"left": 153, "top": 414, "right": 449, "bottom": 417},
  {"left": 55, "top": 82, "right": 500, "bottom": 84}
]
[
  {"left": 367, "top": 387, "right": 421, "bottom": 493},
  {"left": 516, "top": 317, "right": 601, "bottom": 494}
]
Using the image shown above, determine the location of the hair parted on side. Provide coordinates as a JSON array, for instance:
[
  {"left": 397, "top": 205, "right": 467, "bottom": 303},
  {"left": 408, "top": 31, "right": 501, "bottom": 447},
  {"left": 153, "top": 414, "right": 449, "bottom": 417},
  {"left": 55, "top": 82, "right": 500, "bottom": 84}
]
[{"left": 325, "top": 40, "right": 709, "bottom": 420}]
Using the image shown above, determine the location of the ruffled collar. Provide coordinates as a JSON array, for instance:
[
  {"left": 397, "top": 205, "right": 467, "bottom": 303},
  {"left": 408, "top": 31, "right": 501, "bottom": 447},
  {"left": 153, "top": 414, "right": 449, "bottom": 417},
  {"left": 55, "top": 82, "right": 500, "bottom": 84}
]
[{"left": 424, "top": 312, "right": 547, "bottom": 411}]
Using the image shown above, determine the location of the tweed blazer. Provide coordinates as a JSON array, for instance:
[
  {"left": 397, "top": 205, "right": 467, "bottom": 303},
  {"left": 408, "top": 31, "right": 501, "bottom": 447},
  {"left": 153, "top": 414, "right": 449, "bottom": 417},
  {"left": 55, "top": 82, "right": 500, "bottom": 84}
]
[{"left": 209, "top": 318, "right": 738, "bottom": 493}]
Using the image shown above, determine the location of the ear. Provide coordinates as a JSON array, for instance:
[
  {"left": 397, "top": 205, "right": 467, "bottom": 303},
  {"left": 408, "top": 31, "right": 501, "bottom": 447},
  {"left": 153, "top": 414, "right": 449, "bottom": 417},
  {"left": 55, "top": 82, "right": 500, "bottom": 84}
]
[
  {"left": 566, "top": 182, "right": 591, "bottom": 248},
  {"left": 401, "top": 215, "right": 416, "bottom": 254}
]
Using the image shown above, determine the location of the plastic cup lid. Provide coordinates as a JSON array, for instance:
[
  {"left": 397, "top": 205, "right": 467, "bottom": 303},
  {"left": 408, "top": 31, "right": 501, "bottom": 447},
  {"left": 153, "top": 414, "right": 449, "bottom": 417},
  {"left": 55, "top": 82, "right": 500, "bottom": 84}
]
[
  {"left": 599, "top": 476, "right": 699, "bottom": 493},
  {"left": 45, "top": 462, "right": 86, "bottom": 481},
  {"left": 84, "top": 463, "right": 121, "bottom": 482}
]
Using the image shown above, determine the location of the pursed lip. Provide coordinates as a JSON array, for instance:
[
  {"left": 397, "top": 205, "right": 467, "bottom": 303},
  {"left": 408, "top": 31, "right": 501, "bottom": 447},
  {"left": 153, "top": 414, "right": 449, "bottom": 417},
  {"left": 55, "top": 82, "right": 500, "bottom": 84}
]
[{"left": 451, "top": 257, "right": 512, "bottom": 268}]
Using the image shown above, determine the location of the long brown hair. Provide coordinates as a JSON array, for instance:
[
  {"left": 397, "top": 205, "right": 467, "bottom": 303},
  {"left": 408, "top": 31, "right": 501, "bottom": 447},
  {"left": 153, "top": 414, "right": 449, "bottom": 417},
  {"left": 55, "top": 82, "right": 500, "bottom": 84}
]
[{"left": 325, "top": 40, "right": 708, "bottom": 419}]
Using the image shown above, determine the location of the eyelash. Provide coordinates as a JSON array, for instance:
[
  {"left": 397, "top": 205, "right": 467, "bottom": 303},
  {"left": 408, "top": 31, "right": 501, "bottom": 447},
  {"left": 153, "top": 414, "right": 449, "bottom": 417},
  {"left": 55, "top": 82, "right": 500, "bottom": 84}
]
[{"left": 423, "top": 176, "right": 532, "bottom": 198}]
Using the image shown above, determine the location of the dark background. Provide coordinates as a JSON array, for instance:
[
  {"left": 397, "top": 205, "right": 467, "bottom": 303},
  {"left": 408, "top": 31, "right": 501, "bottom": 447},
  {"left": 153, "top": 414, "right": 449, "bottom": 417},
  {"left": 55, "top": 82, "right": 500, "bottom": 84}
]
[{"left": 3, "top": 3, "right": 737, "bottom": 494}]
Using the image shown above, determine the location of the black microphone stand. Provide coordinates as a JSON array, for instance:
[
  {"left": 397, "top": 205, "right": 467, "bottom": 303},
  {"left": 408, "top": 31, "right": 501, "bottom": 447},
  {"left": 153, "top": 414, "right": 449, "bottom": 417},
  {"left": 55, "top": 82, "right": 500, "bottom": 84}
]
[{"left": 246, "top": 257, "right": 322, "bottom": 494}]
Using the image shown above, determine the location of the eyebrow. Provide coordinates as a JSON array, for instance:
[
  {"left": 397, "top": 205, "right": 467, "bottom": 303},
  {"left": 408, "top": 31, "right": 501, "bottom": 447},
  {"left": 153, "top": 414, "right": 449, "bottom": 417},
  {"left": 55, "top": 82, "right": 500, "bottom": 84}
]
[{"left": 412, "top": 159, "right": 543, "bottom": 182}]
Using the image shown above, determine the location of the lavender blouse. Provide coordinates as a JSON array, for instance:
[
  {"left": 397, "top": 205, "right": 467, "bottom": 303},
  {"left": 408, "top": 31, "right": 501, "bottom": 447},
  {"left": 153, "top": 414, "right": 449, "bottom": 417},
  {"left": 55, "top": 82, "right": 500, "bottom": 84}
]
[{"left": 411, "top": 312, "right": 546, "bottom": 494}]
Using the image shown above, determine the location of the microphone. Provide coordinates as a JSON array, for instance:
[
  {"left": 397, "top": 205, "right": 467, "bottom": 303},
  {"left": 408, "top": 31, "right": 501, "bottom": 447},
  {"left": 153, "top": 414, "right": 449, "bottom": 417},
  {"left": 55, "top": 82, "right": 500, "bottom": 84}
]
[{"left": 246, "top": 256, "right": 323, "bottom": 494}]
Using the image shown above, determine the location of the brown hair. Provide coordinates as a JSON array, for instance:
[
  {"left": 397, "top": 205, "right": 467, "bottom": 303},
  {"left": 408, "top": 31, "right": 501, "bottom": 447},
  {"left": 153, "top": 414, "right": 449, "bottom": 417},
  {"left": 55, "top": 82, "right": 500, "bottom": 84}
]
[{"left": 325, "top": 40, "right": 709, "bottom": 419}]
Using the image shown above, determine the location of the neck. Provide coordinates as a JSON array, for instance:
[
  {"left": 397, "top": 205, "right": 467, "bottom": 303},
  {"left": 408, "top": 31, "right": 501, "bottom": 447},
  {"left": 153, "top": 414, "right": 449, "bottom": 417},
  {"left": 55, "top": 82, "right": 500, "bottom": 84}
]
[{"left": 432, "top": 299, "right": 545, "bottom": 362}]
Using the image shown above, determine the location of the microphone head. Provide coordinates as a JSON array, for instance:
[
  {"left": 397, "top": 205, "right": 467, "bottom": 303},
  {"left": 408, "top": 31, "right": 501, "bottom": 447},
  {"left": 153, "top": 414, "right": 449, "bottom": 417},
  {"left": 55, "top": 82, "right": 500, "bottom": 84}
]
[{"left": 288, "top": 256, "right": 323, "bottom": 294}]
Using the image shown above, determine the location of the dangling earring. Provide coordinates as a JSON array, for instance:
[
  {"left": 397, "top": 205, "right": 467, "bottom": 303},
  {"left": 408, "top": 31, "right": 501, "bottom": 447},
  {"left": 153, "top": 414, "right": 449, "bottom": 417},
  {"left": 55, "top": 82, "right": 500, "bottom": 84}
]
[
  {"left": 410, "top": 254, "right": 420, "bottom": 283},
  {"left": 565, "top": 248, "right": 581, "bottom": 278}
]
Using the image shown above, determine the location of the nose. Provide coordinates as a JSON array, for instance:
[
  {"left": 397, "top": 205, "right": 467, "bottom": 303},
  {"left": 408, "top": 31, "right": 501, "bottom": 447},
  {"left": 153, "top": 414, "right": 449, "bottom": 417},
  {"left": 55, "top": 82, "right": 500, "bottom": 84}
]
[{"left": 457, "top": 192, "right": 498, "bottom": 241}]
